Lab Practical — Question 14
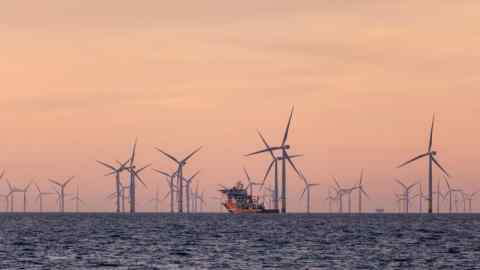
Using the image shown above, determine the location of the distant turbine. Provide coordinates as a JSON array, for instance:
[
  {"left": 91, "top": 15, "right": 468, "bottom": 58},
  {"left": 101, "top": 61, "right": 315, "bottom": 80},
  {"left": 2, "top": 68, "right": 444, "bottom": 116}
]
[
  {"left": 97, "top": 159, "right": 129, "bottom": 213},
  {"left": 246, "top": 107, "right": 303, "bottom": 213},
  {"left": 325, "top": 188, "right": 337, "bottom": 213},
  {"left": 70, "top": 185, "right": 86, "bottom": 213},
  {"left": 299, "top": 174, "right": 319, "bottom": 214},
  {"left": 398, "top": 115, "right": 450, "bottom": 214},
  {"left": 148, "top": 184, "right": 164, "bottom": 213},
  {"left": 443, "top": 176, "right": 462, "bottom": 213},
  {"left": 125, "top": 139, "right": 151, "bottom": 213},
  {"left": 243, "top": 167, "right": 262, "bottom": 197},
  {"left": 183, "top": 170, "right": 200, "bottom": 213},
  {"left": 357, "top": 169, "right": 369, "bottom": 213},
  {"left": 155, "top": 147, "right": 202, "bottom": 213},
  {"left": 395, "top": 179, "right": 417, "bottom": 213},
  {"left": 463, "top": 191, "right": 478, "bottom": 213},
  {"left": 412, "top": 183, "right": 429, "bottom": 213},
  {"left": 49, "top": 176, "right": 74, "bottom": 212},
  {"left": 34, "top": 183, "right": 54, "bottom": 212},
  {"left": 152, "top": 169, "right": 176, "bottom": 213},
  {"left": 5, "top": 179, "right": 22, "bottom": 212},
  {"left": 17, "top": 182, "right": 32, "bottom": 212}
]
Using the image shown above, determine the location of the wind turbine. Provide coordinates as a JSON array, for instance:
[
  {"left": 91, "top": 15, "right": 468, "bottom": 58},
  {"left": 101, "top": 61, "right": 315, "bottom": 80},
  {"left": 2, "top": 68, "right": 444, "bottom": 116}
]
[
  {"left": 49, "top": 176, "right": 74, "bottom": 213},
  {"left": 443, "top": 176, "right": 462, "bottom": 213},
  {"left": 412, "top": 183, "right": 429, "bottom": 213},
  {"left": 463, "top": 191, "right": 478, "bottom": 213},
  {"left": 326, "top": 188, "right": 337, "bottom": 213},
  {"left": 5, "top": 179, "right": 21, "bottom": 212},
  {"left": 148, "top": 184, "right": 165, "bottom": 213},
  {"left": 119, "top": 182, "right": 129, "bottom": 213},
  {"left": 394, "top": 193, "right": 404, "bottom": 213},
  {"left": 243, "top": 167, "right": 262, "bottom": 197},
  {"left": 395, "top": 179, "right": 417, "bottom": 213},
  {"left": 333, "top": 177, "right": 357, "bottom": 213},
  {"left": 183, "top": 170, "right": 200, "bottom": 213},
  {"left": 398, "top": 115, "right": 450, "bottom": 214},
  {"left": 155, "top": 146, "right": 202, "bottom": 213},
  {"left": 246, "top": 107, "right": 303, "bottom": 213},
  {"left": 357, "top": 169, "right": 369, "bottom": 213},
  {"left": 152, "top": 169, "right": 176, "bottom": 213},
  {"left": 17, "top": 182, "right": 32, "bottom": 212},
  {"left": 35, "top": 183, "right": 54, "bottom": 212},
  {"left": 70, "top": 185, "right": 86, "bottom": 213},
  {"left": 125, "top": 139, "right": 151, "bottom": 213},
  {"left": 97, "top": 159, "right": 129, "bottom": 213},
  {"left": 299, "top": 174, "right": 319, "bottom": 214}
]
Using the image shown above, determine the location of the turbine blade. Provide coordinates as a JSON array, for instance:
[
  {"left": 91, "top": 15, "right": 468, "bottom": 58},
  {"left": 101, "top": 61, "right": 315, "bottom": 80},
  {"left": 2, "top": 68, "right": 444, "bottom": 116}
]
[
  {"left": 182, "top": 146, "right": 202, "bottom": 163},
  {"left": 256, "top": 130, "right": 276, "bottom": 160},
  {"left": 397, "top": 153, "right": 429, "bottom": 168},
  {"left": 134, "top": 172, "right": 148, "bottom": 189},
  {"left": 443, "top": 175, "right": 451, "bottom": 190},
  {"left": 49, "top": 179, "right": 62, "bottom": 186},
  {"left": 282, "top": 107, "right": 294, "bottom": 146},
  {"left": 285, "top": 150, "right": 302, "bottom": 178},
  {"left": 130, "top": 138, "right": 138, "bottom": 166},
  {"left": 35, "top": 183, "right": 41, "bottom": 193},
  {"left": 96, "top": 160, "right": 116, "bottom": 171},
  {"left": 188, "top": 170, "right": 201, "bottom": 182},
  {"left": 155, "top": 148, "right": 180, "bottom": 164},
  {"left": 64, "top": 176, "right": 74, "bottom": 187},
  {"left": 428, "top": 114, "right": 435, "bottom": 152},
  {"left": 243, "top": 167, "right": 252, "bottom": 183},
  {"left": 152, "top": 169, "right": 171, "bottom": 178},
  {"left": 246, "top": 147, "right": 280, "bottom": 157},
  {"left": 395, "top": 179, "right": 407, "bottom": 189},
  {"left": 0, "top": 170, "right": 4, "bottom": 180},
  {"left": 300, "top": 187, "right": 307, "bottom": 200},
  {"left": 333, "top": 177, "right": 341, "bottom": 189},
  {"left": 136, "top": 164, "right": 152, "bottom": 175},
  {"left": 261, "top": 160, "right": 275, "bottom": 187},
  {"left": 432, "top": 157, "right": 450, "bottom": 177},
  {"left": 359, "top": 169, "right": 364, "bottom": 185}
]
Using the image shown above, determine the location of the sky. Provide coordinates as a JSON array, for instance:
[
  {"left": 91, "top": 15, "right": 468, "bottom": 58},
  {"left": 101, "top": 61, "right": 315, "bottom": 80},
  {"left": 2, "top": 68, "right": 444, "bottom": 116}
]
[{"left": 1, "top": 1, "right": 479, "bottom": 212}]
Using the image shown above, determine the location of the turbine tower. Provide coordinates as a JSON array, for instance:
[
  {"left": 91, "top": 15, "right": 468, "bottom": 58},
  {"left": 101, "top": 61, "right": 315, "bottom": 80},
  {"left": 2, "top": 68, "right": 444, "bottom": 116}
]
[
  {"left": 155, "top": 147, "right": 202, "bottom": 213},
  {"left": 395, "top": 179, "right": 417, "bottom": 213},
  {"left": 126, "top": 139, "right": 150, "bottom": 213},
  {"left": 398, "top": 115, "right": 450, "bottom": 213},
  {"left": 247, "top": 107, "right": 303, "bottom": 213},
  {"left": 49, "top": 176, "right": 74, "bottom": 212},
  {"left": 97, "top": 159, "right": 129, "bottom": 213}
]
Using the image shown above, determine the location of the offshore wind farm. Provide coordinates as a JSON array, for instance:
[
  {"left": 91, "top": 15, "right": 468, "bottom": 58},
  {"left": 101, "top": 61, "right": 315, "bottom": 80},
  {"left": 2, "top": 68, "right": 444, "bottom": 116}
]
[{"left": 2, "top": 1, "right": 480, "bottom": 269}]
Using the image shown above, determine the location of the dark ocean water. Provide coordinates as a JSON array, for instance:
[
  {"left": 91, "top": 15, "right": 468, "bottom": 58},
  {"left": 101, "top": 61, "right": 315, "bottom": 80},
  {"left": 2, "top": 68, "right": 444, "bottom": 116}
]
[{"left": 1, "top": 213, "right": 480, "bottom": 269}]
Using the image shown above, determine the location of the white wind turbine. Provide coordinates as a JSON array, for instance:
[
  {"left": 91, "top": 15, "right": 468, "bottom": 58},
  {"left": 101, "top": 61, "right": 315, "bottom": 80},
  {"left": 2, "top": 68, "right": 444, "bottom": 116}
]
[
  {"left": 333, "top": 177, "right": 357, "bottom": 213},
  {"left": 395, "top": 179, "right": 417, "bottom": 213},
  {"left": 70, "top": 185, "right": 86, "bottom": 213},
  {"left": 243, "top": 167, "right": 262, "bottom": 197},
  {"left": 183, "top": 171, "right": 200, "bottom": 213},
  {"left": 398, "top": 115, "right": 450, "bottom": 213},
  {"left": 97, "top": 159, "right": 129, "bottom": 213},
  {"left": 246, "top": 107, "right": 303, "bottom": 213},
  {"left": 443, "top": 176, "right": 462, "bottom": 213},
  {"left": 125, "top": 139, "right": 150, "bottom": 213},
  {"left": 49, "top": 176, "right": 74, "bottom": 212},
  {"left": 299, "top": 174, "right": 319, "bottom": 214},
  {"left": 152, "top": 169, "right": 176, "bottom": 213},
  {"left": 155, "top": 147, "right": 202, "bottom": 213},
  {"left": 462, "top": 191, "right": 478, "bottom": 213},
  {"left": 5, "top": 179, "right": 22, "bottom": 212},
  {"left": 357, "top": 170, "right": 369, "bottom": 213},
  {"left": 17, "top": 182, "right": 32, "bottom": 212},
  {"left": 35, "top": 183, "right": 54, "bottom": 212}
]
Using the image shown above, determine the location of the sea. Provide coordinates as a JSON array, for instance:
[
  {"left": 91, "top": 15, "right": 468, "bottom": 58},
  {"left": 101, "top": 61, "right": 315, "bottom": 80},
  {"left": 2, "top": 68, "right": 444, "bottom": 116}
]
[{"left": 0, "top": 213, "right": 479, "bottom": 269}]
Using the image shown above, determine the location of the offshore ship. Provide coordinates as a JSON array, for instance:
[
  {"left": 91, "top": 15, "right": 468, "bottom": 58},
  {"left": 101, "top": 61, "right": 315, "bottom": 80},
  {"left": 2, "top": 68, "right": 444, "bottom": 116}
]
[{"left": 219, "top": 182, "right": 279, "bottom": 214}]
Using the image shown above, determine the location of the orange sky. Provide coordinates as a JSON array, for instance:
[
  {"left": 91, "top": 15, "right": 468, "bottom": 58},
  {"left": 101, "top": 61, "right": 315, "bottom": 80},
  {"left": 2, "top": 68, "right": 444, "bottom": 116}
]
[{"left": 1, "top": 1, "right": 479, "bottom": 212}]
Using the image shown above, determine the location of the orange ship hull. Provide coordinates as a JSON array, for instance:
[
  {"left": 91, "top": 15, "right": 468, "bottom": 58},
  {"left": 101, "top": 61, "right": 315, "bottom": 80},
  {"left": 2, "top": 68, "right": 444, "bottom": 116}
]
[{"left": 223, "top": 201, "right": 279, "bottom": 214}]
